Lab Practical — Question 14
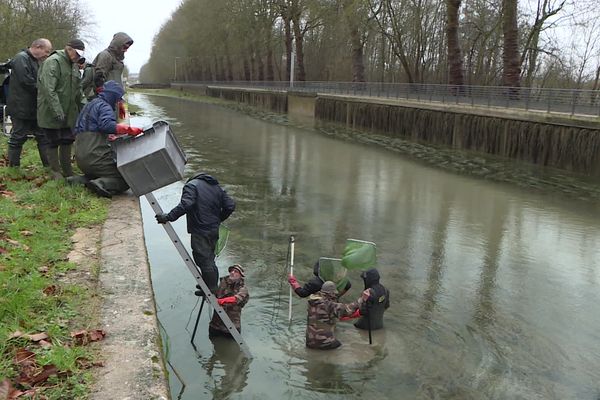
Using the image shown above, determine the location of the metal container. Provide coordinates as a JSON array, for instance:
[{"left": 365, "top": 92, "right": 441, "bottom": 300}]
[{"left": 115, "top": 120, "right": 186, "bottom": 196}]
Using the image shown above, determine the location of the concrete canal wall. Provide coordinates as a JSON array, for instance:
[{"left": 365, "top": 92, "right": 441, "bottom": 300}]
[{"left": 171, "top": 83, "right": 600, "bottom": 176}]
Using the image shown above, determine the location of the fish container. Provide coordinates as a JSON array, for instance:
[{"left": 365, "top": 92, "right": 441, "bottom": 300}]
[{"left": 115, "top": 120, "right": 187, "bottom": 196}]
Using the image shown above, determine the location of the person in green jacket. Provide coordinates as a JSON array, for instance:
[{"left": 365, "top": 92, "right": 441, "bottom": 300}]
[
  {"left": 37, "top": 39, "right": 86, "bottom": 179},
  {"left": 6, "top": 38, "right": 53, "bottom": 167},
  {"left": 92, "top": 32, "right": 133, "bottom": 91}
]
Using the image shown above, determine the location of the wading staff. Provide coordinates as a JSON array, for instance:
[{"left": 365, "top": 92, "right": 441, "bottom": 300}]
[
  {"left": 190, "top": 297, "right": 206, "bottom": 346},
  {"left": 366, "top": 302, "right": 372, "bottom": 345},
  {"left": 364, "top": 280, "right": 372, "bottom": 345},
  {"left": 288, "top": 235, "right": 295, "bottom": 322}
]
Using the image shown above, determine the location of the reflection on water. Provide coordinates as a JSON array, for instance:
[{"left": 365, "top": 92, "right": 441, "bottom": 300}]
[{"left": 131, "top": 93, "right": 600, "bottom": 400}]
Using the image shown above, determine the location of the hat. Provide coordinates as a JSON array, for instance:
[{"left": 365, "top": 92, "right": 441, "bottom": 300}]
[
  {"left": 321, "top": 281, "right": 337, "bottom": 294},
  {"left": 102, "top": 80, "right": 124, "bottom": 99},
  {"left": 228, "top": 264, "right": 245, "bottom": 277},
  {"left": 67, "top": 39, "right": 85, "bottom": 56}
]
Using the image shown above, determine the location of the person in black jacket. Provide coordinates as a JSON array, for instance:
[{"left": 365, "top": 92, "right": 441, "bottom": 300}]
[
  {"left": 6, "top": 38, "right": 52, "bottom": 167},
  {"left": 288, "top": 261, "right": 352, "bottom": 298},
  {"left": 155, "top": 173, "right": 235, "bottom": 293},
  {"left": 344, "top": 268, "right": 390, "bottom": 330}
]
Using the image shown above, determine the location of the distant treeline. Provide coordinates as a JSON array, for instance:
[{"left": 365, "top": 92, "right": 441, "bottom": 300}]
[
  {"left": 140, "top": 0, "right": 600, "bottom": 91},
  {"left": 0, "top": 0, "right": 86, "bottom": 62}
]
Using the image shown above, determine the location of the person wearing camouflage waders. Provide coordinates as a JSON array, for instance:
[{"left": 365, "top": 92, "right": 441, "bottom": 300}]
[
  {"left": 305, "top": 281, "right": 370, "bottom": 350},
  {"left": 209, "top": 264, "right": 249, "bottom": 339}
]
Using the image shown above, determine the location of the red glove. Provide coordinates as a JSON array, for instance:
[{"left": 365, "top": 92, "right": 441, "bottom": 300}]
[
  {"left": 95, "top": 86, "right": 104, "bottom": 94},
  {"left": 217, "top": 296, "right": 237, "bottom": 306},
  {"left": 116, "top": 124, "right": 143, "bottom": 136},
  {"left": 288, "top": 275, "right": 300, "bottom": 290},
  {"left": 118, "top": 101, "right": 127, "bottom": 120},
  {"left": 340, "top": 309, "right": 361, "bottom": 321}
]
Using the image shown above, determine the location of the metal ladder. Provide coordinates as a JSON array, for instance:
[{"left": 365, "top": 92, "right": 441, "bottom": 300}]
[{"left": 145, "top": 192, "right": 252, "bottom": 359}]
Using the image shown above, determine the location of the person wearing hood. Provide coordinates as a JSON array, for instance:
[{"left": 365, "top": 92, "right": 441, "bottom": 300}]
[
  {"left": 340, "top": 268, "right": 390, "bottom": 330},
  {"left": 305, "top": 281, "right": 370, "bottom": 350},
  {"left": 72, "top": 80, "right": 143, "bottom": 197},
  {"left": 209, "top": 264, "right": 249, "bottom": 338},
  {"left": 155, "top": 172, "right": 236, "bottom": 293},
  {"left": 37, "top": 38, "right": 86, "bottom": 179},
  {"left": 288, "top": 260, "right": 352, "bottom": 298},
  {"left": 92, "top": 32, "right": 133, "bottom": 91},
  {"left": 6, "top": 38, "right": 52, "bottom": 168}
]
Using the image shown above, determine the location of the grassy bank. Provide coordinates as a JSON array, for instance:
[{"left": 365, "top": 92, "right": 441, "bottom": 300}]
[{"left": 0, "top": 141, "right": 108, "bottom": 399}]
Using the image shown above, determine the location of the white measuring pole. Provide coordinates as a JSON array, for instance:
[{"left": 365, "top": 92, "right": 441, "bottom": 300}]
[{"left": 288, "top": 235, "right": 295, "bottom": 322}]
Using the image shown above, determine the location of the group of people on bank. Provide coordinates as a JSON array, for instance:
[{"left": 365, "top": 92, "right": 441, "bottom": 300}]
[
  {"left": 4, "top": 33, "right": 143, "bottom": 197},
  {"left": 155, "top": 172, "right": 390, "bottom": 348},
  {"left": 4, "top": 33, "right": 390, "bottom": 351}
]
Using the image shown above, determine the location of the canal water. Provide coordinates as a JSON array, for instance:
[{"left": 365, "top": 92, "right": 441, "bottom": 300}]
[{"left": 130, "top": 93, "right": 600, "bottom": 400}]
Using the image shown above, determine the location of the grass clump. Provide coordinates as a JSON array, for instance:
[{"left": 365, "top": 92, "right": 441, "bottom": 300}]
[{"left": 0, "top": 140, "right": 109, "bottom": 398}]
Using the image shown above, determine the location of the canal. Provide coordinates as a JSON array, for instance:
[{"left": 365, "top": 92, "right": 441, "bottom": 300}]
[{"left": 130, "top": 93, "right": 600, "bottom": 400}]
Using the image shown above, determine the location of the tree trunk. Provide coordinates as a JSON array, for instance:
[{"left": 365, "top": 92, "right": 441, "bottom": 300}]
[
  {"left": 266, "top": 47, "right": 274, "bottom": 81},
  {"left": 502, "top": 0, "right": 520, "bottom": 88},
  {"left": 349, "top": 25, "right": 366, "bottom": 82},
  {"left": 445, "top": 0, "right": 464, "bottom": 87},
  {"left": 282, "top": 13, "right": 293, "bottom": 81},
  {"left": 291, "top": 11, "right": 306, "bottom": 82}
]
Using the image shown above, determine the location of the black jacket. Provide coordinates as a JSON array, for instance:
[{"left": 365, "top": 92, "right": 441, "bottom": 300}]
[
  {"left": 355, "top": 268, "right": 390, "bottom": 330},
  {"left": 6, "top": 49, "right": 39, "bottom": 120},
  {"left": 294, "top": 261, "right": 352, "bottom": 298},
  {"left": 165, "top": 173, "right": 235, "bottom": 236}
]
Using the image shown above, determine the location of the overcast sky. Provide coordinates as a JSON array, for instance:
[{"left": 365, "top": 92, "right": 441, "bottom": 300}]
[{"left": 79, "top": 0, "right": 182, "bottom": 74}]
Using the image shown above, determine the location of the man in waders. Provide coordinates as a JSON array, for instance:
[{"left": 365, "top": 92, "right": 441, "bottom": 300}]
[
  {"left": 155, "top": 173, "right": 235, "bottom": 294},
  {"left": 72, "top": 80, "right": 143, "bottom": 196},
  {"left": 209, "top": 264, "right": 249, "bottom": 338},
  {"left": 340, "top": 268, "right": 390, "bottom": 330},
  {"left": 305, "top": 281, "right": 370, "bottom": 350}
]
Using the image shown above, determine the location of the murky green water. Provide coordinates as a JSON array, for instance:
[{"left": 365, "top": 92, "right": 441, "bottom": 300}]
[{"left": 130, "top": 93, "right": 600, "bottom": 400}]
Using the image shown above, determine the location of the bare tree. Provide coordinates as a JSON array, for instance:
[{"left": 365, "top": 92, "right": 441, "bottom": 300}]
[
  {"left": 502, "top": 0, "right": 521, "bottom": 87},
  {"left": 446, "top": 0, "right": 464, "bottom": 86}
]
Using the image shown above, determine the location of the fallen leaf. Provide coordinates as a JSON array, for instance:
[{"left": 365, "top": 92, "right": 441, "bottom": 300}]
[
  {"left": 26, "top": 333, "right": 49, "bottom": 342},
  {"left": 8, "top": 331, "right": 24, "bottom": 340},
  {"left": 19, "top": 231, "right": 33, "bottom": 237},
  {"left": 15, "top": 349, "right": 36, "bottom": 365},
  {"left": 0, "top": 379, "right": 23, "bottom": 400},
  {"left": 88, "top": 330, "right": 106, "bottom": 342},
  {"left": 42, "top": 285, "right": 58, "bottom": 296},
  {"left": 38, "top": 340, "right": 52, "bottom": 349},
  {"left": 5, "top": 239, "right": 20, "bottom": 247},
  {"left": 38, "top": 266, "right": 49, "bottom": 274}
]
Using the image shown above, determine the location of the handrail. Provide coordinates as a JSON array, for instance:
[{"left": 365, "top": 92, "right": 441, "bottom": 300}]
[{"left": 172, "top": 80, "right": 600, "bottom": 118}]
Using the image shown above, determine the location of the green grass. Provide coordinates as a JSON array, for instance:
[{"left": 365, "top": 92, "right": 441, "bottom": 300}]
[{"left": 0, "top": 140, "right": 109, "bottom": 398}]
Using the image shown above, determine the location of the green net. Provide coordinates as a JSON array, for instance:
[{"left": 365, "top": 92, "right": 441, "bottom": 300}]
[
  {"left": 216, "top": 225, "right": 230, "bottom": 257},
  {"left": 341, "top": 239, "right": 377, "bottom": 270},
  {"left": 318, "top": 257, "right": 349, "bottom": 292}
]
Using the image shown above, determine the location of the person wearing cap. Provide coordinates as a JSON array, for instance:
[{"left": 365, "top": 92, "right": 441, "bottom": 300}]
[
  {"left": 288, "top": 260, "right": 352, "bottom": 298},
  {"left": 155, "top": 173, "right": 235, "bottom": 293},
  {"left": 92, "top": 32, "right": 133, "bottom": 91},
  {"left": 37, "top": 38, "right": 86, "bottom": 179},
  {"left": 305, "top": 281, "right": 370, "bottom": 350},
  {"left": 72, "top": 80, "right": 143, "bottom": 197},
  {"left": 208, "top": 264, "right": 249, "bottom": 338},
  {"left": 5, "top": 38, "right": 53, "bottom": 168}
]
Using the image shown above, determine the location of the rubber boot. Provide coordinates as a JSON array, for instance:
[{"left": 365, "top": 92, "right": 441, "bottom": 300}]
[
  {"left": 7, "top": 145, "right": 22, "bottom": 167},
  {"left": 46, "top": 146, "right": 63, "bottom": 180},
  {"left": 59, "top": 144, "right": 73, "bottom": 177},
  {"left": 37, "top": 143, "right": 49, "bottom": 167}
]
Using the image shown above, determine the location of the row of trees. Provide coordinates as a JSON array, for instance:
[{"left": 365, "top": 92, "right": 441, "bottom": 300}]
[
  {"left": 0, "top": 0, "right": 88, "bottom": 62},
  {"left": 140, "top": 0, "right": 600, "bottom": 89}
]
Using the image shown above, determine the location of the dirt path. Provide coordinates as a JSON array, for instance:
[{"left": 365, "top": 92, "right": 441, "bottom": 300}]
[{"left": 74, "top": 194, "right": 170, "bottom": 400}]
